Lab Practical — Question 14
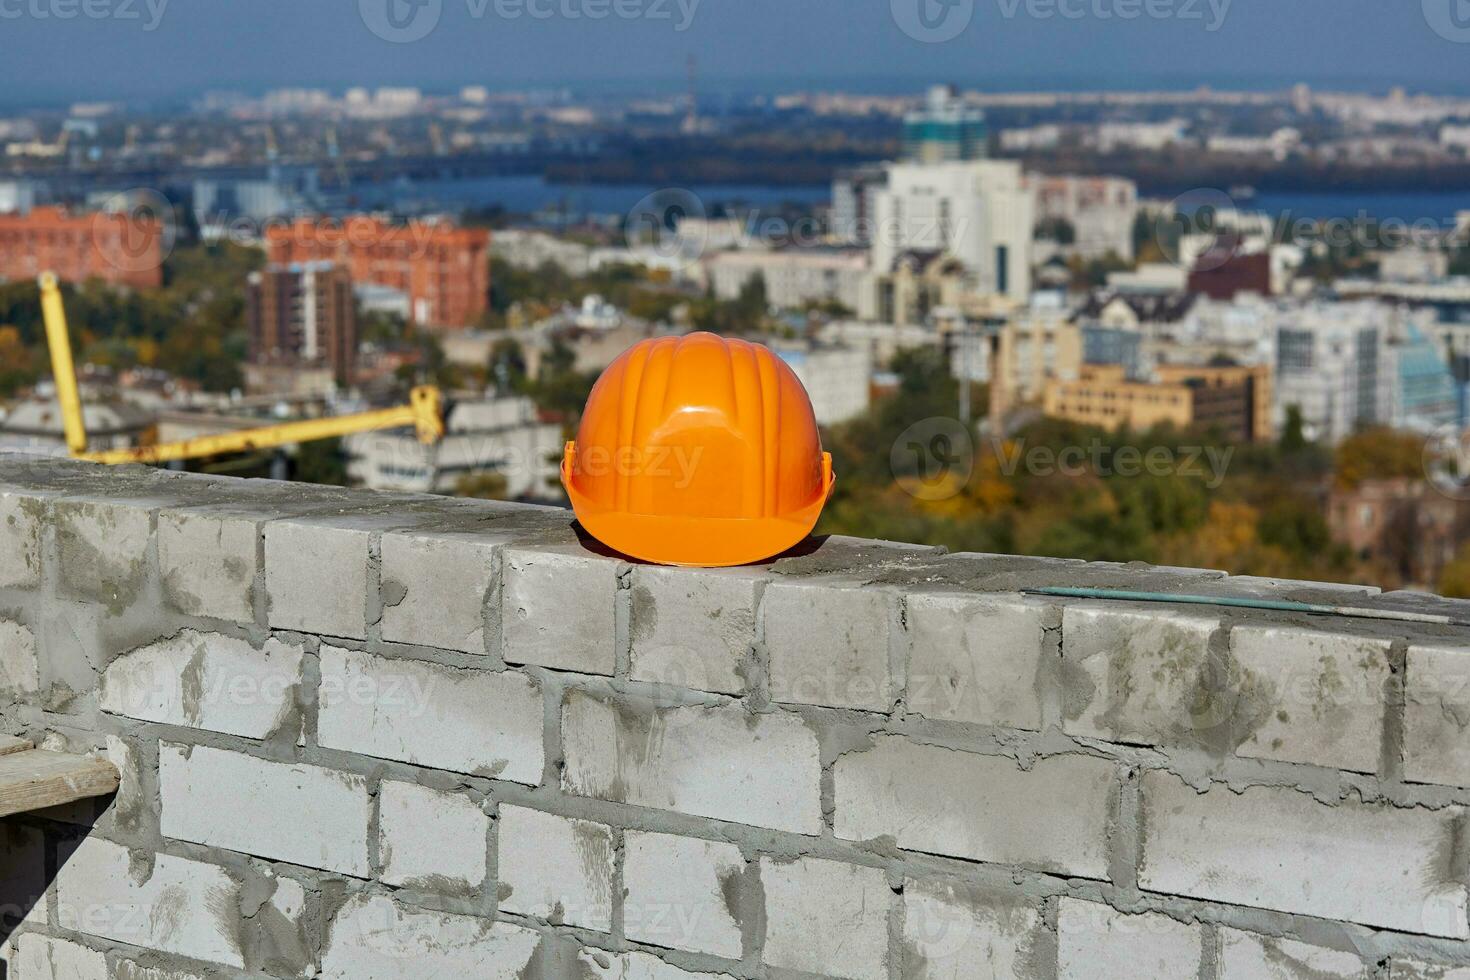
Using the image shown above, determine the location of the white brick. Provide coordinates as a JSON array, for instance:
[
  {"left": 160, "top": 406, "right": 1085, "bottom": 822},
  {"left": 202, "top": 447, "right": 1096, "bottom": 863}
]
[
  {"left": 100, "top": 630, "right": 303, "bottom": 739},
  {"left": 761, "top": 856, "right": 890, "bottom": 980},
  {"left": 264, "top": 518, "right": 370, "bottom": 639},
  {"left": 835, "top": 737, "right": 1114, "bottom": 879},
  {"left": 381, "top": 529, "right": 500, "bottom": 653},
  {"left": 1405, "top": 643, "right": 1470, "bottom": 786},
  {"left": 1391, "top": 959, "right": 1470, "bottom": 979},
  {"left": 104, "top": 735, "right": 147, "bottom": 836},
  {"left": 624, "top": 831, "right": 745, "bottom": 959},
  {"left": 1218, "top": 927, "right": 1368, "bottom": 979},
  {"left": 579, "top": 949, "right": 736, "bottom": 979},
  {"left": 497, "top": 805, "right": 614, "bottom": 931},
  {"left": 1230, "top": 624, "right": 1392, "bottom": 773},
  {"left": 561, "top": 690, "right": 822, "bottom": 835},
  {"left": 112, "top": 960, "right": 208, "bottom": 980},
  {"left": 14, "top": 935, "right": 106, "bottom": 980},
  {"left": 764, "top": 579, "right": 893, "bottom": 711},
  {"left": 1140, "top": 771, "right": 1469, "bottom": 938},
  {"left": 320, "top": 894, "right": 539, "bottom": 980},
  {"left": 55, "top": 837, "right": 243, "bottom": 968},
  {"left": 0, "top": 619, "right": 39, "bottom": 699},
  {"left": 1062, "top": 604, "right": 1221, "bottom": 745},
  {"left": 53, "top": 498, "right": 151, "bottom": 608},
  {"left": 0, "top": 493, "right": 42, "bottom": 589},
  {"left": 156, "top": 509, "right": 257, "bottom": 622},
  {"left": 901, "top": 878, "right": 1044, "bottom": 980},
  {"left": 378, "top": 781, "right": 489, "bottom": 890},
  {"left": 629, "top": 565, "right": 761, "bottom": 695},
  {"left": 1056, "top": 899, "right": 1202, "bottom": 980},
  {"left": 160, "top": 743, "right": 371, "bottom": 877},
  {"left": 502, "top": 546, "right": 618, "bottom": 674},
  {"left": 906, "top": 593, "right": 1049, "bottom": 729},
  {"left": 317, "top": 647, "right": 543, "bottom": 783}
]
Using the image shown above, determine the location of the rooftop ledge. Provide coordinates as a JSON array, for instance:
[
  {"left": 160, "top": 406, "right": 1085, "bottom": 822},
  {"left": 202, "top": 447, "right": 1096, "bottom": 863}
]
[{"left": 6, "top": 451, "right": 1470, "bottom": 976}]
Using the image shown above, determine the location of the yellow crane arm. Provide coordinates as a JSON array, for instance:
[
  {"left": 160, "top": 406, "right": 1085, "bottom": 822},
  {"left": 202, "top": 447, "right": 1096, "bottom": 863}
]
[{"left": 37, "top": 273, "right": 445, "bottom": 467}]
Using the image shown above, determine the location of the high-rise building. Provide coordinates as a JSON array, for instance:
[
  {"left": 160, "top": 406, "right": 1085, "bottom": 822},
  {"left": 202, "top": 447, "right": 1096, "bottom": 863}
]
[
  {"left": 246, "top": 262, "right": 357, "bottom": 384},
  {"left": 266, "top": 217, "right": 490, "bottom": 329},
  {"left": 0, "top": 206, "right": 163, "bottom": 288},
  {"left": 830, "top": 163, "right": 889, "bottom": 245},
  {"left": 870, "top": 159, "right": 1034, "bottom": 301},
  {"left": 902, "top": 85, "right": 987, "bottom": 163}
]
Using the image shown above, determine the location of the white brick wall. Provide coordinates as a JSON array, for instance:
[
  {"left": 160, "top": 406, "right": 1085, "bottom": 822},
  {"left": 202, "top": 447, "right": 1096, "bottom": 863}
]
[
  {"left": 156, "top": 509, "right": 258, "bottom": 623},
  {"left": 1140, "top": 770, "right": 1469, "bottom": 938},
  {"left": 0, "top": 492, "right": 41, "bottom": 590},
  {"left": 623, "top": 830, "right": 745, "bottom": 959},
  {"left": 764, "top": 579, "right": 893, "bottom": 711},
  {"left": 316, "top": 645, "right": 544, "bottom": 783},
  {"left": 13, "top": 934, "right": 106, "bottom": 980},
  {"left": 497, "top": 805, "right": 614, "bottom": 931},
  {"left": 502, "top": 546, "right": 619, "bottom": 674},
  {"left": 159, "top": 743, "right": 371, "bottom": 877},
  {"left": 1056, "top": 899, "right": 1203, "bottom": 980},
  {"left": 100, "top": 630, "right": 303, "bottom": 739},
  {"left": 53, "top": 498, "right": 151, "bottom": 607},
  {"left": 629, "top": 565, "right": 761, "bottom": 695},
  {"left": 0, "top": 618, "right": 39, "bottom": 700},
  {"left": 901, "top": 878, "right": 1043, "bottom": 980},
  {"left": 380, "top": 529, "right": 500, "bottom": 654},
  {"left": 264, "top": 518, "right": 371, "bottom": 639},
  {"left": 905, "top": 593, "right": 1050, "bottom": 729},
  {"left": 55, "top": 837, "right": 244, "bottom": 968},
  {"left": 835, "top": 737, "right": 1115, "bottom": 879},
  {"left": 378, "top": 780, "right": 489, "bottom": 890},
  {"left": 1405, "top": 643, "right": 1470, "bottom": 786},
  {"left": 1230, "top": 625, "right": 1393, "bottom": 773},
  {"left": 320, "top": 894, "right": 540, "bottom": 979},
  {"left": 1217, "top": 927, "right": 1368, "bottom": 979},
  {"left": 761, "top": 856, "right": 891, "bottom": 980},
  {"left": 561, "top": 690, "right": 822, "bottom": 835}
]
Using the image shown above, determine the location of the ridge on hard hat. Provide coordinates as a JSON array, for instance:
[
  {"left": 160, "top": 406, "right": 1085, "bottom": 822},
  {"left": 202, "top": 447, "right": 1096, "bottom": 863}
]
[{"left": 561, "top": 331, "right": 836, "bottom": 567}]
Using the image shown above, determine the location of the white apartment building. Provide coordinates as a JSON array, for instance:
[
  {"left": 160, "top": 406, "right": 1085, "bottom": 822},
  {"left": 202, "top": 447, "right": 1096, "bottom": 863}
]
[
  {"left": 704, "top": 248, "right": 869, "bottom": 312},
  {"left": 870, "top": 159, "right": 1034, "bottom": 302},
  {"left": 1026, "top": 174, "right": 1138, "bottom": 260},
  {"left": 774, "top": 344, "right": 873, "bottom": 426},
  {"left": 1273, "top": 302, "right": 1396, "bottom": 444}
]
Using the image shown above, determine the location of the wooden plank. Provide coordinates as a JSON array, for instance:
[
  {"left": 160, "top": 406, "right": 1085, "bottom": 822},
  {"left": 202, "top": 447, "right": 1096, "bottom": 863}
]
[
  {"left": 0, "top": 735, "right": 33, "bottom": 757},
  {"left": 0, "top": 750, "right": 119, "bottom": 818}
]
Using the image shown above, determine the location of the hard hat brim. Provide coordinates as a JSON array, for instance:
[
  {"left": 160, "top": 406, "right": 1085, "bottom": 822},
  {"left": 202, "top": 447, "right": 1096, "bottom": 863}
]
[{"left": 562, "top": 452, "right": 835, "bottom": 568}]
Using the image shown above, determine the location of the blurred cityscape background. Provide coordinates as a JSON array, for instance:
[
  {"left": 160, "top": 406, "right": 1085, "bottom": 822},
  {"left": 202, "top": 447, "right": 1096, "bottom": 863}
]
[{"left": 4, "top": 2, "right": 1470, "bottom": 592}]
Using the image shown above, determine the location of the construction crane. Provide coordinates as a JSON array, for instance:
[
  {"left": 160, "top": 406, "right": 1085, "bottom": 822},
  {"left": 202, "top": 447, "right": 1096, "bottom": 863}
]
[{"left": 38, "top": 272, "right": 445, "bottom": 467}]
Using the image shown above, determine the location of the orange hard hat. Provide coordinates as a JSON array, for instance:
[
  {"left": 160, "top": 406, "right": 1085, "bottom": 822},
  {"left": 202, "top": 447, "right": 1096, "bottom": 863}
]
[{"left": 561, "top": 332, "right": 835, "bottom": 567}]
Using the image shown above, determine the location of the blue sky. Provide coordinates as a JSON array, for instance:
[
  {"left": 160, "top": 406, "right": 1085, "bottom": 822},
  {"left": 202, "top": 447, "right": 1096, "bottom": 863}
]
[{"left": 1, "top": 0, "right": 1466, "bottom": 104}]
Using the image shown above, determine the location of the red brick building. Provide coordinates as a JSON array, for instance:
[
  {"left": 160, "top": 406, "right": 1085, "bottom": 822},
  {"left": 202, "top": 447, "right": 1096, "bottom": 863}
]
[
  {"left": 1187, "top": 238, "right": 1272, "bottom": 301},
  {"left": 246, "top": 262, "right": 358, "bottom": 385},
  {"left": 0, "top": 206, "right": 164, "bottom": 289},
  {"left": 265, "top": 217, "right": 490, "bottom": 329}
]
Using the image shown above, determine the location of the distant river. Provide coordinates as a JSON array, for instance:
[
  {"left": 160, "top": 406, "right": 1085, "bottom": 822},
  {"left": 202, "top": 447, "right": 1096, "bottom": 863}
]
[{"left": 1236, "top": 191, "right": 1467, "bottom": 226}]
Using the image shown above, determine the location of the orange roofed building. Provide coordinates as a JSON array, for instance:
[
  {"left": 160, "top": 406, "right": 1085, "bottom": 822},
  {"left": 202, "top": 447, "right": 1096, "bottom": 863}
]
[
  {"left": 266, "top": 217, "right": 490, "bottom": 330},
  {"left": 0, "top": 206, "right": 165, "bottom": 289}
]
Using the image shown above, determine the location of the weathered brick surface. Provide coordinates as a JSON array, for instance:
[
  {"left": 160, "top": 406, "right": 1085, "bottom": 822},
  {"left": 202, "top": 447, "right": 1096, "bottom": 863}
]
[
  {"left": 761, "top": 856, "right": 891, "bottom": 980},
  {"left": 316, "top": 645, "right": 543, "bottom": 783},
  {"left": 159, "top": 743, "right": 371, "bottom": 876},
  {"left": 1061, "top": 604, "right": 1221, "bottom": 746},
  {"left": 1217, "top": 927, "right": 1368, "bottom": 979},
  {"left": 628, "top": 565, "right": 761, "bottom": 695},
  {"left": 55, "top": 837, "right": 244, "bottom": 968},
  {"left": 1056, "top": 899, "right": 1203, "bottom": 980},
  {"left": 764, "top": 578, "right": 894, "bottom": 711},
  {"left": 1230, "top": 624, "right": 1393, "bottom": 773},
  {"left": 100, "top": 630, "right": 303, "bottom": 739},
  {"left": 835, "top": 737, "right": 1115, "bottom": 879},
  {"left": 497, "top": 805, "right": 614, "bottom": 931},
  {"left": 624, "top": 830, "right": 745, "bottom": 959},
  {"left": 378, "top": 780, "right": 489, "bottom": 890},
  {"left": 900, "top": 878, "right": 1045, "bottom": 980},
  {"left": 156, "top": 508, "right": 258, "bottom": 623},
  {"left": 561, "top": 690, "right": 822, "bottom": 834},
  {"left": 380, "top": 528, "right": 500, "bottom": 653},
  {"left": 5, "top": 457, "right": 1470, "bottom": 980},
  {"left": 1405, "top": 643, "right": 1470, "bottom": 786},
  {"left": 501, "top": 545, "right": 619, "bottom": 674},
  {"left": 1140, "top": 770, "right": 1469, "bottom": 938},
  {"left": 905, "top": 592, "right": 1050, "bottom": 729}
]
